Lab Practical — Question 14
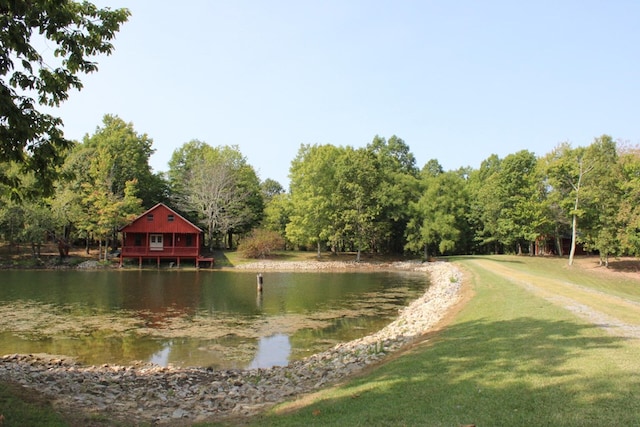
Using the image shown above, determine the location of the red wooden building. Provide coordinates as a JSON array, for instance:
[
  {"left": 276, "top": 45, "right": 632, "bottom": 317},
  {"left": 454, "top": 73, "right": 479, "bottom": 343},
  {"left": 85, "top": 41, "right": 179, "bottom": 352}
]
[{"left": 119, "top": 203, "right": 213, "bottom": 268}]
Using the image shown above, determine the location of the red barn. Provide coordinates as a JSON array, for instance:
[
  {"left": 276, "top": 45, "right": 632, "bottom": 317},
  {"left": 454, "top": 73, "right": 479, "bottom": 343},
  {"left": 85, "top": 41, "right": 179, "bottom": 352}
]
[{"left": 119, "top": 203, "right": 213, "bottom": 268}]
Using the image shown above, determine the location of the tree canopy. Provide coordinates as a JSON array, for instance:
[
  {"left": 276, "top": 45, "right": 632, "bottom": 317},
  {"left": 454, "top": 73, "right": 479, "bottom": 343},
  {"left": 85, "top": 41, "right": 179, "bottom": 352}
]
[
  {"left": 1, "top": 118, "right": 636, "bottom": 266},
  {"left": 168, "top": 141, "right": 263, "bottom": 250},
  {"left": 0, "top": 0, "right": 130, "bottom": 193}
]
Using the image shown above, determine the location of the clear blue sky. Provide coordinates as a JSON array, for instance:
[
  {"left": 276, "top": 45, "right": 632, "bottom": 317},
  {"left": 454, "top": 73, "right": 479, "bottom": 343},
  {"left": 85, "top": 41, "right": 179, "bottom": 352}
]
[{"left": 54, "top": 1, "right": 640, "bottom": 187}]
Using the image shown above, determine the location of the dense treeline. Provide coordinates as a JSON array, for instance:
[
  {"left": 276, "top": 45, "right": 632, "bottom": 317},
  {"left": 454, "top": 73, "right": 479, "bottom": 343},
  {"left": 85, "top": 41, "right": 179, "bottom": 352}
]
[
  {"left": 2, "top": 2, "right": 638, "bottom": 265},
  {"left": 1, "top": 114, "right": 639, "bottom": 265}
]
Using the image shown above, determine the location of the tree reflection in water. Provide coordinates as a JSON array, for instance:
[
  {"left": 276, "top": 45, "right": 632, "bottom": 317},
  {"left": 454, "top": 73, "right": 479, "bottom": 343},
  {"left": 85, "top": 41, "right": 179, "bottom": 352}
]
[{"left": 0, "top": 270, "right": 427, "bottom": 368}]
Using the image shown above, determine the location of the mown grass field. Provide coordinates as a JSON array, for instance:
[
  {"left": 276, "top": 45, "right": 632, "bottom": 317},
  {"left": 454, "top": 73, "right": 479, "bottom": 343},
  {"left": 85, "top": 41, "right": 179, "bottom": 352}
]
[
  {"left": 2, "top": 255, "right": 640, "bottom": 426},
  {"left": 229, "top": 255, "right": 640, "bottom": 427}
]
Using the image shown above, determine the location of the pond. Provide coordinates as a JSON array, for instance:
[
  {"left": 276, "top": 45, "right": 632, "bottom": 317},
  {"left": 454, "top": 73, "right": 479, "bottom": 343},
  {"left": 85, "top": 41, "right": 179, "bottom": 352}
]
[{"left": 0, "top": 269, "right": 429, "bottom": 369}]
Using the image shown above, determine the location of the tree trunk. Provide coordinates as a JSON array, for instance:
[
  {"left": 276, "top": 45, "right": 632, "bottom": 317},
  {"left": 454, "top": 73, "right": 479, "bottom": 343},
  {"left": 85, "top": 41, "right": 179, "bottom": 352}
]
[
  {"left": 207, "top": 229, "right": 214, "bottom": 252},
  {"left": 569, "top": 156, "right": 590, "bottom": 266},
  {"left": 569, "top": 212, "right": 578, "bottom": 266},
  {"left": 555, "top": 234, "right": 563, "bottom": 257},
  {"left": 58, "top": 239, "right": 68, "bottom": 259},
  {"left": 316, "top": 241, "right": 321, "bottom": 258}
]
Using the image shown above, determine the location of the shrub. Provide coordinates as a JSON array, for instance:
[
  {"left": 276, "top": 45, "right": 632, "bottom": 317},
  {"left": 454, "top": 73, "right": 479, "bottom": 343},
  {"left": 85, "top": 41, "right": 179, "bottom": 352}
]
[{"left": 238, "top": 229, "right": 285, "bottom": 258}]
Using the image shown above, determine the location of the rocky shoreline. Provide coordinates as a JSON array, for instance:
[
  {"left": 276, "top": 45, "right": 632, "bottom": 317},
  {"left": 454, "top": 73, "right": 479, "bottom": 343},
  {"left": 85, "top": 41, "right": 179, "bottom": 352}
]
[{"left": 0, "top": 260, "right": 462, "bottom": 426}]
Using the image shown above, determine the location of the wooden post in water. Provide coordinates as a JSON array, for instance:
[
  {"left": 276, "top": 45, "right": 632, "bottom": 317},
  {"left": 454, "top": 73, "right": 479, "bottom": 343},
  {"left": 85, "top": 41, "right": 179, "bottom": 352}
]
[{"left": 257, "top": 273, "right": 264, "bottom": 293}]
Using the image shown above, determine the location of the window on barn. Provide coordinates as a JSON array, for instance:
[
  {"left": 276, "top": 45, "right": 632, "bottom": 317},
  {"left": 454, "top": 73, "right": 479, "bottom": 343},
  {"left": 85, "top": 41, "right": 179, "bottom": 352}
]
[
  {"left": 147, "top": 214, "right": 154, "bottom": 221},
  {"left": 168, "top": 215, "right": 174, "bottom": 222}
]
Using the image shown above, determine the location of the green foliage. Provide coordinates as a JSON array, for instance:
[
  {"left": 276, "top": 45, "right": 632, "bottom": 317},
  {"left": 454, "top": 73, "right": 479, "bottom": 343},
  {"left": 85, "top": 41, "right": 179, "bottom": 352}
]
[
  {"left": 168, "top": 142, "right": 263, "bottom": 250},
  {"left": 0, "top": 0, "right": 130, "bottom": 194},
  {"left": 167, "top": 139, "right": 209, "bottom": 197},
  {"left": 333, "top": 147, "right": 382, "bottom": 261},
  {"left": 466, "top": 154, "right": 503, "bottom": 253},
  {"left": 366, "top": 135, "right": 420, "bottom": 253},
  {"left": 406, "top": 167, "right": 470, "bottom": 258},
  {"left": 465, "top": 150, "right": 564, "bottom": 256},
  {"left": 544, "top": 136, "right": 623, "bottom": 264},
  {"left": 3, "top": 125, "right": 640, "bottom": 263},
  {"left": 82, "top": 114, "right": 158, "bottom": 207},
  {"left": 495, "top": 150, "right": 545, "bottom": 251},
  {"left": 617, "top": 146, "right": 640, "bottom": 256},
  {"left": 287, "top": 143, "right": 342, "bottom": 254},
  {"left": 238, "top": 228, "right": 286, "bottom": 258},
  {"left": 51, "top": 115, "right": 147, "bottom": 255},
  {"left": 263, "top": 193, "right": 292, "bottom": 245},
  {"left": 577, "top": 136, "right": 622, "bottom": 265},
  {"left": 286, "top": 137, "right": 419, "bottom": 258},
  {"left": 261, "top": 178, "right": 285, "bottom": 202}
]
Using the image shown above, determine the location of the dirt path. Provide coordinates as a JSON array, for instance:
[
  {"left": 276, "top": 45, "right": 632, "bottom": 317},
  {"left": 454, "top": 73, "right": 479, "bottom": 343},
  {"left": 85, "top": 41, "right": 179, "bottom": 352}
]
[{"left": 466, "top": 258, "right": 640, "bottom": 340}]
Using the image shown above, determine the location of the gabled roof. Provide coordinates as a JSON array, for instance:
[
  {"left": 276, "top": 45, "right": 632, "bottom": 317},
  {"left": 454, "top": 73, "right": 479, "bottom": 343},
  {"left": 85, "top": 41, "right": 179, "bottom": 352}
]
[{"left": 119, "top": 203, "right": 203, "bottom": 233}]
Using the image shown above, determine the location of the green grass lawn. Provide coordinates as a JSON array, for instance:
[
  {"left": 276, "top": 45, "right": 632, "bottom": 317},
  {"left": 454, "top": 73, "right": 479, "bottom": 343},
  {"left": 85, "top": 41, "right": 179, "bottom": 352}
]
[
  {"left": 0, "top": 381, "right": 69, "bottom": 427},
  {"left": 212, "top": 249, "right": 414, "bottom": 268},
  {"left": 235, "top": 255, "right": 640, "bottom": 427}
]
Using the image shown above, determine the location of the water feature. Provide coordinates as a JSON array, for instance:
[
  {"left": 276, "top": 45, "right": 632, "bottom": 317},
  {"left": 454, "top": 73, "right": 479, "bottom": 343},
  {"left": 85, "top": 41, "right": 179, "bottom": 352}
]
[{"left": 0, "top": 269, "right": 429, "bottom": 369}]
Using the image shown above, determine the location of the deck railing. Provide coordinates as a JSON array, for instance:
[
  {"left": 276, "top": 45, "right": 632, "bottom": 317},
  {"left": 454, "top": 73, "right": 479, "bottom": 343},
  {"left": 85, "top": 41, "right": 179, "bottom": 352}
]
[{"left": 121, "top": 246, "right": 199, "bottom": 257}]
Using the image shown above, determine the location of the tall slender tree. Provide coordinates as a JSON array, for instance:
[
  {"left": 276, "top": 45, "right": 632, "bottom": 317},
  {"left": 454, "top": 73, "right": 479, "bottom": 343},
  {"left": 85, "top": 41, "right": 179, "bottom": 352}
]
[
  {"left": 577, "top": 136, "right": 621, "bottom": 266},
  {"left": 545, "top": 137, "right": 620, "bottom": 265}
]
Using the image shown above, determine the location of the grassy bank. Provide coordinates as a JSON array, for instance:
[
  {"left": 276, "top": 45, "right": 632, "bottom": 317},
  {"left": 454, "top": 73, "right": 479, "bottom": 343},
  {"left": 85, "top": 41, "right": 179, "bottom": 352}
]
[
  {"left": 212, "top": 250, "right": 414, "bottom": 268},
  {"left": 0, "top": 382, "right": 70, "bottom": 427},
  {"left": 236, "top": 255, "right": 640, "bottom": 426}
]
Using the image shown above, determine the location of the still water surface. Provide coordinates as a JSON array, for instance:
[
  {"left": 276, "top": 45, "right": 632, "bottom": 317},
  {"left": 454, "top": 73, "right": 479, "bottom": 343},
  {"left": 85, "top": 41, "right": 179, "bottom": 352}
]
[{"left": 0, "top": 270, "right": 428, "bottom": 369}]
